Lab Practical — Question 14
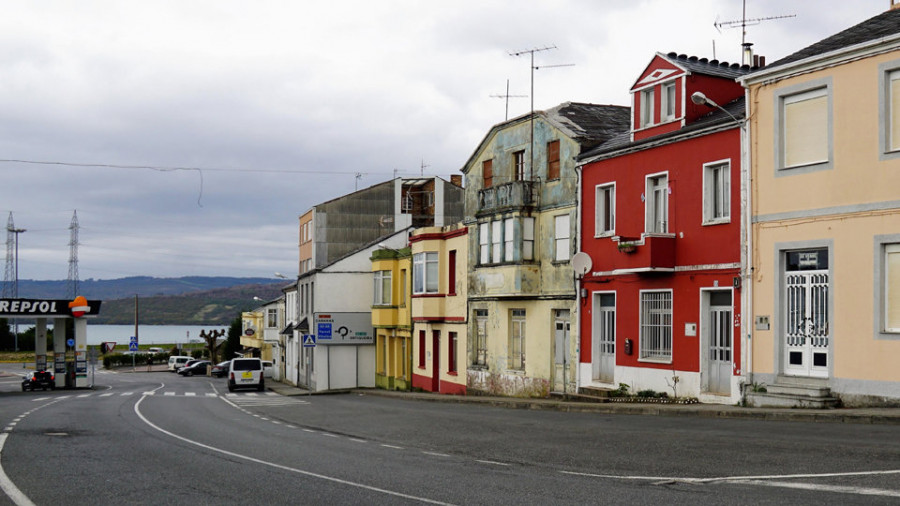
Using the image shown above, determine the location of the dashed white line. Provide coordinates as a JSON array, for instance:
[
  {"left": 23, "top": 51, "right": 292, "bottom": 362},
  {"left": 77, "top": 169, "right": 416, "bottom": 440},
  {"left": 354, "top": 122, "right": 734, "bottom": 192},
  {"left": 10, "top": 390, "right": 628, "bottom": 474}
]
[
  {"left": 381, "top": 444, "right": 403, "bottom": 450},
  {"left": 185, "top": 392, "right": 196, "bottom": 397},
  {"left": 476, "top": 460, "right": 510, "bottom": 466},
  {"left": 423, "top": 451, "right": 450, "bottom": 458}
]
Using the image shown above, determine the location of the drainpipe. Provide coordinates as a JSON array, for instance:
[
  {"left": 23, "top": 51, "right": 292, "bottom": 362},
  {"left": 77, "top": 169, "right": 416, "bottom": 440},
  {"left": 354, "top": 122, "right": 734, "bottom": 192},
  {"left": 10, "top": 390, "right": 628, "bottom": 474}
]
[
  {"left": 741, "top": 86, "right": 754, "bottom": 395},
  {"left": 574, "top": 163, "right": 583, "bottom": 395}
]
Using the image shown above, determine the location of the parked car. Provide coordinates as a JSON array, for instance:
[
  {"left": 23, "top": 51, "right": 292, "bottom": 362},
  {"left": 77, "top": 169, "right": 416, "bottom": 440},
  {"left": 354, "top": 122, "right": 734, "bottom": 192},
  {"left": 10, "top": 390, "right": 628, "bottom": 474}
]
[
  {"left": 262, "top": 360, "right": 274, "bottom": 378},
  {"left": 177, "top": 360, "right": 211, "bottom": 376},
  {"left": 211, "top": 360, "right": 231, "bottom": 378},
  {"left": 22, "top": 370, "right": 55, "bottom": 391},
  {"left": 168, "top": 356, "right": 192, "bottom": 372},
  {"left": 228, "top": 358, "right": 264, "bottom": 392},
  {"left": 148, "top": 347, "right": 165, "bottom": 354}
]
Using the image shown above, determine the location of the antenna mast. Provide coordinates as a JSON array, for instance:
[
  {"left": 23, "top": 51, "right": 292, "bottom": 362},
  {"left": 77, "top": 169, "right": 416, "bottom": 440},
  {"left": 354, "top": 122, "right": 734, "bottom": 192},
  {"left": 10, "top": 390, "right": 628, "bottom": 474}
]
[
  {"left": 714, "top": 0, "right": 795, "bottom": 62},
  {"left": 67, "top": 210, "right": 80, "bottom": 298},
  {"left": 3, "top": 213, "right": 14, "bottom": 299},
  {"left": 490, "top": 79, "right": 527, "bottom": 121}
]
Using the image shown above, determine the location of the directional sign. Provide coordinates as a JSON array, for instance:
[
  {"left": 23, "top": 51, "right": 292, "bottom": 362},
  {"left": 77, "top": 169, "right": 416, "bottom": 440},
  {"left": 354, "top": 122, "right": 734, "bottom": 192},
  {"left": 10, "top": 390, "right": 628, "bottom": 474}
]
[
  {"left": 302, "top": 334, "right": 317, "bottom": 348},
  {"left": 317, "top": 323, "right": 332, "bottom": 340}
]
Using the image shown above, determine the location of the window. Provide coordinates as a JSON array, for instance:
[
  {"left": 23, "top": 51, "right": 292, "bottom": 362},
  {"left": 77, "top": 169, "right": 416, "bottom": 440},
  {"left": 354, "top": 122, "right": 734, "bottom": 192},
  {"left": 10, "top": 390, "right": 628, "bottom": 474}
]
[
  {"left": 595, "top": 183, "right": 615, "bottom": 236},
  {"left": 448, "top": 332, "right": 458, "bottom": 373},
  {"left": 473, "top": 309, "right": 487, "bottom": 366},
  {"left": 513, "top": 150, "right": 525, "bottom": 180},
  {"left": 775, "top": 80, "right": 832, "bottom": 172},
  {"left": 646, "top": 174, "right": 668, "bottom": 233},
  {"left": 640, "top": 291, "right": 672, "bottom": 361},
  {"left": 504, "top": 218, "right": 514, "bottom": 262},
  {"left": 373, "top": 270, "right": 392, "bottom": 305},
  {"left": 479, "top": 223, "right": 490, "bottom": 264},
  {"left": 483, "top": 159, "right": 493, "bottom": 188},
  {"left": 491, "top": 221, "right": 502, "bottom": 262},
  {"left": 890, "top": 70, "right": 900, "bottom": 151},
  {"left": 662, "top": 82, "right": 676, "bottom": 121},
  {"left": 418, "top": 330, "right": 426, "bottom": 368},
  {"left": 399, "top": 269, "right": 407, "bottom": 306},
  {"left": 881, "top": 66, "right": 900, "bottom": 156},
  {"left": 448, "top": 250, "right": 457, "bottom": 296},
  {"left": 885, "top": 244, "right": 900, "bottom": 333},
  {"left": 266, "top": 308, "right": 278, "bottom": 328},
  {"left": 640, "top": 87, "right": 655, "bottom": 127},
  {"left": 547, "top": 140, "right": 560, "bottom": 180},
  {"left": 554, "top": 214, "right": 571, "bottom": 261},
  {"left": 523, "top": 217, "right": 534, "bottom": 261},
  {"left": 703, "top": 161, "right": 730, "bottom": 224},
  {"left": 413, "top": 252, "right": 439, "bottom": 294},
  {"left": 509, "top": 309, "right": 526, "bottom": 370}
]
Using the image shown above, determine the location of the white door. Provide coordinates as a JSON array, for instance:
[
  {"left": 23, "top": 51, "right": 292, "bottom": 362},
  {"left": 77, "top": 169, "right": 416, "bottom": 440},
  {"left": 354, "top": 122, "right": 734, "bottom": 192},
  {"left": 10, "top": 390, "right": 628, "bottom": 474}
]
[
  {"left": 784, "top": 249, "right": 830, "bottom": 378},
  {"left": 552, "top": 310, "right": 570, "bottom": 393},
  {"left": 592, "top": 294, "right": 615, "bottom": 383},
  {"left": 706, "top": 291, "right": 732, "bottom": 395}
]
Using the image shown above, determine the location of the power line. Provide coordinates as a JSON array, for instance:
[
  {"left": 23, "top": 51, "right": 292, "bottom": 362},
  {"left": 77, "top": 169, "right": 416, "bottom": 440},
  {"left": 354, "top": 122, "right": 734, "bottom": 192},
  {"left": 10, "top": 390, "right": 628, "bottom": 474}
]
[{"left": 0, "top": 158, "right": 403, "bottom": 176}]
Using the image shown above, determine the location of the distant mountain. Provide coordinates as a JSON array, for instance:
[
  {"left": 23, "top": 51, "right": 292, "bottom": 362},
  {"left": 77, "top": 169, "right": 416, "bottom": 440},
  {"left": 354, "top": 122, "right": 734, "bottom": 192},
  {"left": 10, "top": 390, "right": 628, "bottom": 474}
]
[
  {"left": 16, "top": 276, "right": 284, "bottom": 300},
  {"left": 93, "top": 283, "right": 289, "bottom": 325}
]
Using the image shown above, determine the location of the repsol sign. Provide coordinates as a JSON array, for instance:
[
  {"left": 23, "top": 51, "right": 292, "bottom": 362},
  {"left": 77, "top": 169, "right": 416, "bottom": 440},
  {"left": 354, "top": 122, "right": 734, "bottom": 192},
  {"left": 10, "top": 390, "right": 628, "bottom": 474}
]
[{"left": 0, "top": 298, "right": 102, "bottom": 318}]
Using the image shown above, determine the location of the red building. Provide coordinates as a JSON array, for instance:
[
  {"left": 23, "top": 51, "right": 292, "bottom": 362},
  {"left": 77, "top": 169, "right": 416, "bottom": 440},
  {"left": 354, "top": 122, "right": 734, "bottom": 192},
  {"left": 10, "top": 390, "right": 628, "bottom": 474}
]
[{"left": 576, "top": 52, "right": 754, "bottom": 402}]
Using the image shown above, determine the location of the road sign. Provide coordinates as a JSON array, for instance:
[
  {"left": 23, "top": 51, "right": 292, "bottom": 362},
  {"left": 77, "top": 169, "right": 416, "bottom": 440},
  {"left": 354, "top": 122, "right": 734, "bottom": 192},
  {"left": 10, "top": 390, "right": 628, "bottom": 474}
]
[
  {"left": 129, "top": 341, "right": 139, "bottom": 352},
  {"left": 317, "top": 323, "right": 332, "bottom": 340},
  {"left": 66, "top": 338, "right": 75, "bottom": 347},
  {"left": 302, "top": 334, "right": 317, "bottom": 348}
]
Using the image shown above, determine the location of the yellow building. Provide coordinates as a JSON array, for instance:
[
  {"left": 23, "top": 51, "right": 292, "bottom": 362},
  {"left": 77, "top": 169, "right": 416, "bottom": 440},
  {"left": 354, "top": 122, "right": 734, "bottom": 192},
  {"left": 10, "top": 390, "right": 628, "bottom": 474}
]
[
  {"left": 740, "top": 6, "right": 900, "bottom": 406},
  {"left": 371, "top": 247, "right": 412, "bottom": 390},
  {"left": 410, "top": 224, "right": 469, "bottom": 394}
]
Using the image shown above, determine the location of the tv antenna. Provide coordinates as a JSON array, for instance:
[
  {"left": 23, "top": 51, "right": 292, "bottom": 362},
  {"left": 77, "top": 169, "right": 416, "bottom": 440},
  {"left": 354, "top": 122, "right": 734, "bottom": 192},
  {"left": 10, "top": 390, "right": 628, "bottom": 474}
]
[
  {"left": 420, "top": 159, "right": 429, "bottom": 176},
  {"left": 509, "top": 44, "right": 574, "bottom": 180},
  {"left": 714, "top": 0, "right": 795, "bottom": 60},
  {"left": 490, "top": 79, "right": 527, "bottom": 121},
  {"left": 67, "top": 210, "right": 80, "bottom": 298}
]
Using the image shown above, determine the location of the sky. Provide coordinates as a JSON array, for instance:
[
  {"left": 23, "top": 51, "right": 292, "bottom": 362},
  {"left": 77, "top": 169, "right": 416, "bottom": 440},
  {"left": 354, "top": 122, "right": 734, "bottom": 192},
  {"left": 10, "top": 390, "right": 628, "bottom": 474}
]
[{"left": 0, "top": 0, "right": 890, "bottom": 281}]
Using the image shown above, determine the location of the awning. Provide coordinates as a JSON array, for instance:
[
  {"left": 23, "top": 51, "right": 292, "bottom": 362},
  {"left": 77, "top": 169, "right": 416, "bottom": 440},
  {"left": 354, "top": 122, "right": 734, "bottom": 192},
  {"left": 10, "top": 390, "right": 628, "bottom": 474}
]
[
  {"left": 280, "top": 322, "right": 295, "bottom": 335},
  {"left": 296, "top": 317, "right": 310, "bottom": 334}
]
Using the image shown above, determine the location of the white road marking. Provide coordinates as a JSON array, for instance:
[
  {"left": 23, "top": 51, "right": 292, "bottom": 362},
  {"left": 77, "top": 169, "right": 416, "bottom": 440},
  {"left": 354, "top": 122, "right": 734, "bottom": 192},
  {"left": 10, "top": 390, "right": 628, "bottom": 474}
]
[
  {"left": 734, "top": 479, "right": 900, "bottom": 498},
  {"left": 164, "top": 392, "right": 176, "bottom": 396},
  {"left": 381, "top": 444, "right": 403, "bottom": 450},
  {"left": 121, "top": 392, "right": 134, "bottom": 396},
  {"left": 475, "top": 460, "right": 510, "bottom": 466},
  {"left": 99, "top": 393, "right": 113, "bottom": 397},
  {"left": 133, "top": 396, "right": 455, "bottom": 505},
  {"left": 185, "top": 392, "right": 196, "bottom": 397},
  {"left": 423, "top": 452, "right": 450, "bottom": 458},
  {"left": 0, "top": 434, "right": 35, "bottom": 506}
]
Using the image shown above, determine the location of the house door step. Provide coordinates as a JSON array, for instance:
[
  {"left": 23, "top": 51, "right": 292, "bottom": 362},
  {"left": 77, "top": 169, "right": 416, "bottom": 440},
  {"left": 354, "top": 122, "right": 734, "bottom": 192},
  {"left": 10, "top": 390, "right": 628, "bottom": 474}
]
[{"left": 745, "top": 376, "right": 841, "bottom": 408}]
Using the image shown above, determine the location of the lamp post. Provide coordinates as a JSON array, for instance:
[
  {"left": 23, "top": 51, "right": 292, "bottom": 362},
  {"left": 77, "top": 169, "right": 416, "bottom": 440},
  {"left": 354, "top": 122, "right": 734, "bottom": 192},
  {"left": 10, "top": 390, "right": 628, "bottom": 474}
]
[{"left": 8, "top": 226, "right": 25, "bottom": 351}]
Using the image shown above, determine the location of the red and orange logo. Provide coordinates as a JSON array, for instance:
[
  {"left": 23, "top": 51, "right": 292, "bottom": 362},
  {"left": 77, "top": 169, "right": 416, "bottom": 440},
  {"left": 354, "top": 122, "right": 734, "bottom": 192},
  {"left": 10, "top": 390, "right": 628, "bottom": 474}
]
[{"left": 68, "top": 296, "right": 90, "bottom": 318}]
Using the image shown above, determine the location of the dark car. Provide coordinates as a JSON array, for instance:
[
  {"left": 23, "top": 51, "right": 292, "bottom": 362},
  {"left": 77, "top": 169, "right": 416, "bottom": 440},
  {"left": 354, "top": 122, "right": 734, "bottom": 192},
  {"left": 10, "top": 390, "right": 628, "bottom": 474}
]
[
  {"left": 22, "top": 370, "right": 55, "bottom": 391},
  {"left": 177, "top": 360, "right": 211, "bottom": 376},
  {"left": 211, "top": 360, "right": 231, "bottom": 378}
]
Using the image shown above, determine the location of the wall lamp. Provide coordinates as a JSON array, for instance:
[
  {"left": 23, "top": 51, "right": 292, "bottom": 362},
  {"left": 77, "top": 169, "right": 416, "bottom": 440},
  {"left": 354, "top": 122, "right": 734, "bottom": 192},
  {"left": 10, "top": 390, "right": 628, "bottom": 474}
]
[{"left": 691, "top": 91, "right": 741, "bottom": 125}]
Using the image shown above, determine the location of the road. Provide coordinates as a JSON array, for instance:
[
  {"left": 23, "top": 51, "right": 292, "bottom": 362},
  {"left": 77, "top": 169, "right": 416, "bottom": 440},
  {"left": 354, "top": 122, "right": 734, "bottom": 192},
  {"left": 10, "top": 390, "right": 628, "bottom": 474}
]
[{"left": 0, "top": 366, "right": 897, "bottom": 505}]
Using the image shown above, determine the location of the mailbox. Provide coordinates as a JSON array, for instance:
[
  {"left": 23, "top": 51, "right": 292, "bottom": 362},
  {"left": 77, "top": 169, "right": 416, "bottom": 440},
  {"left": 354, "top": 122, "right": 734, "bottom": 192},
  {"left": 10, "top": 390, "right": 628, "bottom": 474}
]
[{"left": 624, "top": 338, "right": 633, "bottom": 356}]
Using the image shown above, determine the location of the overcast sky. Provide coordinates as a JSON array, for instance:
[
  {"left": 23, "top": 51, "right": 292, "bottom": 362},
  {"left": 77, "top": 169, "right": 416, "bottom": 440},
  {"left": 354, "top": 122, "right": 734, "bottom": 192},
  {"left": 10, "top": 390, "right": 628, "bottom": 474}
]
[{"left": 0, "top": 0, "right": 889, "bottom": 282}]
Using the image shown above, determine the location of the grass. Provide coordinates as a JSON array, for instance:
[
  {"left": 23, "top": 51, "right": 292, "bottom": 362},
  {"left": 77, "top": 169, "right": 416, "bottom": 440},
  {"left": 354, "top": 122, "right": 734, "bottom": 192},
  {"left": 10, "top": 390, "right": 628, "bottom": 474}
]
[{"left": 0, "top": 343, "right": 206, "bottom": 363}]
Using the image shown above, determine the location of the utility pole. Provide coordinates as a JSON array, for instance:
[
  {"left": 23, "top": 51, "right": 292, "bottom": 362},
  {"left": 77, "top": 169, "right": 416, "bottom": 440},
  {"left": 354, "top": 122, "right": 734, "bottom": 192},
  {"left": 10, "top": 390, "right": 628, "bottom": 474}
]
[
  {"left": 67, "top": 210, "right": 80, "bottom": 298},
  {"left": 6, "top": 215, "right": 26, "bottom": 351}
]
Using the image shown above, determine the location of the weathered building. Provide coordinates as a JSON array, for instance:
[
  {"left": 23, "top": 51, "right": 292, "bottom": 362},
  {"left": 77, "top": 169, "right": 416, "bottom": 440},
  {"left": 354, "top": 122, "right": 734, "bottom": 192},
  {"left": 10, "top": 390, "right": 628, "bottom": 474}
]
[{"left": 371, "top": 246, "right": 413, "bottom": 391}]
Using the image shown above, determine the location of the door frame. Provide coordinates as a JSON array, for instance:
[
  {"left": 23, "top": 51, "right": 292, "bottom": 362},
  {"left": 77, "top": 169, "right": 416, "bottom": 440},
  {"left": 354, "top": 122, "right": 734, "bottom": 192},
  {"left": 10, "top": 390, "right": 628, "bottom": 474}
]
[
  {"left": 551, "top": 309, "right": 570, "bottom": 394},
  {"left": 699, "top": 287, "right": 734, "bottom": 395},
  {"left": 591, "top": 291, "right": 616, "bottom": 384}
]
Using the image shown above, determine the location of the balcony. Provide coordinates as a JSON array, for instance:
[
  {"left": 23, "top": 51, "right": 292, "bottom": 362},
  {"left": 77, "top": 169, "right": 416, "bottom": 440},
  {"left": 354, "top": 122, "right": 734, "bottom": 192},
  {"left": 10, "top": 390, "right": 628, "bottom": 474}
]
[
  {"left": 477, "top": 180, "right": 536, "bottom": 214},
  {"left": 612, "top": 235, "right": 676, "bottom": 273}
]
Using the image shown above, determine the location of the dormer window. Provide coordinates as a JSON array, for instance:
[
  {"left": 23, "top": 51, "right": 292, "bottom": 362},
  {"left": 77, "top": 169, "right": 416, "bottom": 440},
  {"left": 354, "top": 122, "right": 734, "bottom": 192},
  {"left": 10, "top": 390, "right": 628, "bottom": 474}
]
[
  {"left": 662, "top": 82, "right": 676, "bottom": 121},
  {"left": 640, "top": 88, "right": 655, "bottom": 127}
]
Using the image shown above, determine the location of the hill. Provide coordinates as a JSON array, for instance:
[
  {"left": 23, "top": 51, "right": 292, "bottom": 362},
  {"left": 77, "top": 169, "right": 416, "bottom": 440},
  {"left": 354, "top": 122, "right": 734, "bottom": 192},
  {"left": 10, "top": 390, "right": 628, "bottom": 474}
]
[
  {"left": 16, "top": 276, "right": 282, "bottom": 300},
  {"left": 92, "top": 283, "right": 288, "bottom": 325}
]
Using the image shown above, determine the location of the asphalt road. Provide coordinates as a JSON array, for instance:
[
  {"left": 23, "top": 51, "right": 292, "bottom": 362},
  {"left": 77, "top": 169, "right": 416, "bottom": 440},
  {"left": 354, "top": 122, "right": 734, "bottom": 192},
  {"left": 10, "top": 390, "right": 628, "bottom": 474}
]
[{"left": 0, "top": 366, "right": 897, "bottom": 505}]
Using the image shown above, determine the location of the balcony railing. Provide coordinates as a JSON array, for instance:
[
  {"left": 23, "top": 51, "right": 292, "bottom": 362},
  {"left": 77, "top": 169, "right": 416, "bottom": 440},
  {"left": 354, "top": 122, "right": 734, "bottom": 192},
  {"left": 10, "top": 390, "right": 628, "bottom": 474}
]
[
  {"left": 612, "top": 235, "right": 676, "bottom": 272},
  {"left": 477, "top": 180, "right": 536, "bottom": 214}
]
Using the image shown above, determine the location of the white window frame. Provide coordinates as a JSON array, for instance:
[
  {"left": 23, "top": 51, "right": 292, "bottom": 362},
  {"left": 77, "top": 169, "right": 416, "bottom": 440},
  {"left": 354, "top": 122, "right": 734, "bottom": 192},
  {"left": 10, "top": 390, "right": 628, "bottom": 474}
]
[
  {"left": 774, "top": 78, "right": 833, "bottom": 174},
  {"left": 266, "top": 308, "right": 278, "bottom": 328},
  {"left": 479, "top": 222, "right": 490, "bottom": 265},
  {"left": 508, "top": 309, "right": 526, "bottom": 370},
  {"left": 523, "top": 217, "right": 534, "bottom": 261},
  {"left": 554, "top": 214, "right": 571, "bottom": 262},
  {"left": 702, "top": 160, "right": 731, "bottom": 225},
  {"left": 595, "top": 183, "right": 615, "bottom": 236},
  {"left": 491, "top": 221, "right": 502, "bottom": 263},
  {"left": 879, "top": 62, "right": 900, "bottom": 159},
  {"left": 884, "top": 243, "right": 900, "bottom": 333},
  {"left": 645, "top": 173, "right": 669, "bottom": 234},
  {"left": 473, "top": 309, "right": 488, "bottom": 366},
  {"left": 413, "top": 252, "right": 439, "bottom": 294},
  {"left": 640, "top": 87, "right": 655, "bottom": 127},
  {"left": 513, "top": 150, "right": 526, "bottom": 180},
  {"left": 661, "top": 81, "right": 676, "bottom": 121},
  {"left": 504, "top": 218, "right": 515, "bottom": 262},
  {"left": 639, "top": 290, "right": 672, "bottom": 362},
  {"left": 373, "top": 270, "right": 392, "bottom": 305}
]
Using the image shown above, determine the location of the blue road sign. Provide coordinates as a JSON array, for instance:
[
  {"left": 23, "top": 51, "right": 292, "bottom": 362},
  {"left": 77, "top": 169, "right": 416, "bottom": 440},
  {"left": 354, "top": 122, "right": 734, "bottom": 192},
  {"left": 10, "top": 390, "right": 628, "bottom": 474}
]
[
  {"left": 129, "top": 342, "right": 139, "bottom": 352},
  {"left": 66, "top": 338, "right": 75, "bottom": 347},
  {"left": 317, "top": 323, "right": 332, "bottom": 340},
  {"left": 302, "top": 334, "right": 317, "bottom": 348}
]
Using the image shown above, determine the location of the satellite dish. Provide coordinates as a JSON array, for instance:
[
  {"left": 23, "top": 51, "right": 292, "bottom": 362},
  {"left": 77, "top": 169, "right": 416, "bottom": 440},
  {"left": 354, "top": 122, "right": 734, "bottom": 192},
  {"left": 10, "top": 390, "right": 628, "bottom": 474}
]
[{"left": 571, "top": 252, "right": 592, "bottom": 278}]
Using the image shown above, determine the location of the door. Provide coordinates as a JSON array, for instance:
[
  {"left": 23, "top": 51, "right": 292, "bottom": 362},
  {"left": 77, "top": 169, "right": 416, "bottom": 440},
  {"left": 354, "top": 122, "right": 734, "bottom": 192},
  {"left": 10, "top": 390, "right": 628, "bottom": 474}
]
[
  {"left": 706, "top": 291, "right": 732, "bottom": 395},
  {"left": 592, "top": 294, "right": 615, "bottom": 383},
  {"left": 552, "top": 310, "right": 570, "bottom": 393},
  {"left": 784, "top": 249, "right": 830, "bottom": 378},
  {"left": 431, "top": 330, "right": 440, "bottom": 392}
]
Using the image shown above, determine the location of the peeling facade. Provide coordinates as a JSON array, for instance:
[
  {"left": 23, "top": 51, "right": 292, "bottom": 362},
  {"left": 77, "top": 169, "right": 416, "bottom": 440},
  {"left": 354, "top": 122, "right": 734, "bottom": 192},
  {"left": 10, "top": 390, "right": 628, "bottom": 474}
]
[{"left": 461, "top": 103, "right": 630, "bottom": 396}]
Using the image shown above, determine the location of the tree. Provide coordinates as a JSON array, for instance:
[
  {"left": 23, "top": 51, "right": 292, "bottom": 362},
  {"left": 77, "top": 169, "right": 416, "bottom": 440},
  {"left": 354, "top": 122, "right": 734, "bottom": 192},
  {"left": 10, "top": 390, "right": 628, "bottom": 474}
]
[
  {"left": 0, "top": 319, "right": 12, "bottom": 351},
  {"left": 222, "top": 316, "right": 242, "bottom": 361},
  {"left": 200, "top": 328, "right": 225, "bottom": 363}
]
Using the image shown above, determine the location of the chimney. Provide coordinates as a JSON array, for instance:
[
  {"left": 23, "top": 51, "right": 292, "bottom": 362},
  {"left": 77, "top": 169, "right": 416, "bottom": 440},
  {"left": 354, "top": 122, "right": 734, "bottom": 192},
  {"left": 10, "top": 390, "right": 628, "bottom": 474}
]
[
  {"left": 450, "top": 174, "right": 463, "bottom": 187},
  {"left": 742, "top": 42, "right": 754, "bottom": 66}
]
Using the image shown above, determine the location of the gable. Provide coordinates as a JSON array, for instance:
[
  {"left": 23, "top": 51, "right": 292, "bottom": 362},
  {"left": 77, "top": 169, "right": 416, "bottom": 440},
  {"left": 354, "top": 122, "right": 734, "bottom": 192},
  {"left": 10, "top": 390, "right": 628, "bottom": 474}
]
[{"left": 632, "top": 54, "right": 685, "bottom": 91}]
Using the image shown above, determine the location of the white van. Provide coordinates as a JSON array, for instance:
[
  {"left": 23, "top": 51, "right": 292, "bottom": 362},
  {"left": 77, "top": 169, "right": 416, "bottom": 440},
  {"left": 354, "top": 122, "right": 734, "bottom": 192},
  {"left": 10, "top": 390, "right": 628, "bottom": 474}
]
[
  {"left": 148, "top": 347, "right": 165, "bottom": 355},
  {"left": 228, "top": 358, "right": 264, "bottom": 392},
  {"left": 168, "top": 356, "right": 192, "bottom": 372},
  {"left": 262, "top": 360, "right": 274, "bottom": 378}
]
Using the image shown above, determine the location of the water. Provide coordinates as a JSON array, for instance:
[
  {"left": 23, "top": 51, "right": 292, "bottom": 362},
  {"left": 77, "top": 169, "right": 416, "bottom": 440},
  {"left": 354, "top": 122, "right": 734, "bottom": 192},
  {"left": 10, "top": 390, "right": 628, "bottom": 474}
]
[{"left": 31, "top": 324, "right": 229, "bottom": 346}]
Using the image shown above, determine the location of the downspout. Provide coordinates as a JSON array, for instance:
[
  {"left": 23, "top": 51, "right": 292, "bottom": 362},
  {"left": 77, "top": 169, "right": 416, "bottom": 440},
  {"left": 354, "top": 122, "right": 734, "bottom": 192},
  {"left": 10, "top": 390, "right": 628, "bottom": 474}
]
[
  {"left": 574, "top": 163, "right": 583, "bottom": 395},
  {"left": 741, "top": 86, "right": 754, "bottom": 397}
]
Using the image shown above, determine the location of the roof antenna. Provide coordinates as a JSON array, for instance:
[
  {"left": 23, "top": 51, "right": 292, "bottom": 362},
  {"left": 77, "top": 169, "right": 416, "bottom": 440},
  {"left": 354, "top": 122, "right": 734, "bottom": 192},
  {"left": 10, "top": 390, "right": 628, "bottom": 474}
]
[
  {"left": 714, "top": 0, "right": 795, "bottom": 64},
  {"left": 490, "top": 79, "right": 527, "bottom": 121}
]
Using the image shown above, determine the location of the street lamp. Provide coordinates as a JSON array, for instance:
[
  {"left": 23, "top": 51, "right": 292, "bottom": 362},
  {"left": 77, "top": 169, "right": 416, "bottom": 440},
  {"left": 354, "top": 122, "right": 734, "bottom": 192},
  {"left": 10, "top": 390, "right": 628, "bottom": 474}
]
[
  {"left": 274, "top": 272, "right": 287, "bottom": 279},
  {"left": 8, "top": 226, "right": 25, "bottom": 351},
  {"left": 690, "top": 91, "right": 741, "bottom": 125}
]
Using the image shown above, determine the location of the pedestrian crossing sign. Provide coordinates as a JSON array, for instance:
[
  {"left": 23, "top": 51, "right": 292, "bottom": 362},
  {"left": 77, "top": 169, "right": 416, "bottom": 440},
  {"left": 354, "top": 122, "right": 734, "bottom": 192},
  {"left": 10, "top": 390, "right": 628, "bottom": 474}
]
[{"left": 302, "top": 334, "right": 317, "bottom": 348}]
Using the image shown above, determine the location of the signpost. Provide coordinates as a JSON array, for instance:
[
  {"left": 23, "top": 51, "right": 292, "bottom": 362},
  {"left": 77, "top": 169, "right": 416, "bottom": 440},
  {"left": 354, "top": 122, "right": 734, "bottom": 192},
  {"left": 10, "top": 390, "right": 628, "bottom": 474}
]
[
  {"left": 129, "top": 336, "right": 138, "bottom": 370},
  {"left": 303, "top": 334, "right": 316, "bottom": 396}
]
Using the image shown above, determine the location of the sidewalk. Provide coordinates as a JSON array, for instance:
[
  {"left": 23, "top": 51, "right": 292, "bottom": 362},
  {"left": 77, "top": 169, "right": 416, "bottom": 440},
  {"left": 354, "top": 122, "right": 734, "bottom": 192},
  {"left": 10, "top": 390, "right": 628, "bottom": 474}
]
[{"left": 263, "top": 381, "right": 900, "bottom": 425}]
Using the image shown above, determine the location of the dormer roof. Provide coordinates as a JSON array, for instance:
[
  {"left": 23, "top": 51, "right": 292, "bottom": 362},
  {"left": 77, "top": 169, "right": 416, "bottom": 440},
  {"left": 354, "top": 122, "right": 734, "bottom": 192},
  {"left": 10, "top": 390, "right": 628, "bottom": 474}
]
[{"left": 631, "top": 52, "right": 754, "bottom": 91}]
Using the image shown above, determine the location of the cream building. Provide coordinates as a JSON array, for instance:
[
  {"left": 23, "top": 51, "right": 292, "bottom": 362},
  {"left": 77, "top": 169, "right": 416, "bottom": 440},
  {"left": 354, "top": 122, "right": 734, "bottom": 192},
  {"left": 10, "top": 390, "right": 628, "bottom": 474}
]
[{"left": 740, "top": 6, "right": 900, "bottom": 406}]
